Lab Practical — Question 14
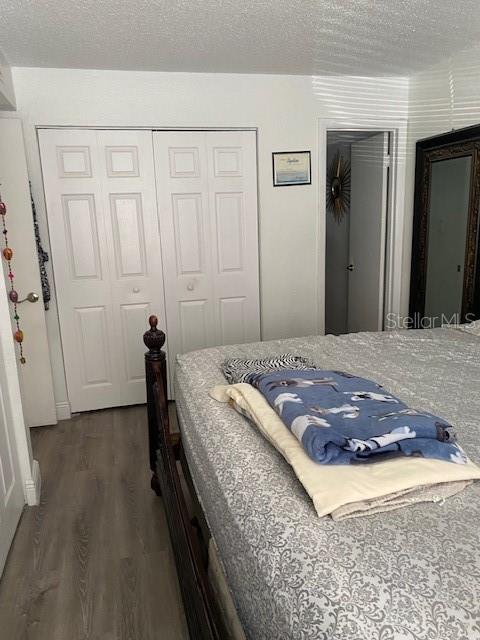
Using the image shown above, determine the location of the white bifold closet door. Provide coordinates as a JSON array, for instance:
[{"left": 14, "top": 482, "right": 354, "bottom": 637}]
[
  {"left": 39, "top": 129, "right": 167, "bottom": 412},
  {"left": 154, "top": 131, "right": 260, "bottom": 383},
  {"left": 40, "top": 129, "right": 259, "bottom": 411}
]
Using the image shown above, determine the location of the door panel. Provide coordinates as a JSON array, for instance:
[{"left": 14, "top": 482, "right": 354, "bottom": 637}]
[
  {"left": 40, "top": 129, "right": 120, "bottom": 411},
  {"left": 172, "top": 193, "right": 205, "bottom": 274},
  {"left": 0, "top": 120, "right": 56, "bottom": 426},
  {"left": 168, "top": 146, "right": 201, "bottom": 177},
  {"left": 206, "top": 132, "right": 260, "bottom": 346},
  {"left": 56, "top": 145, "right": 92, "bottom": 177},
  {"left": 105, "top": 146, "right": 139, "bottom": 177},
  {"left": 110, "top": 193, "right": 146, "bottom": 277},
  {"left": 348, "top": 132, "right": 389, "bottom": 333},
  {"left": 63, "top": 194, "right": 102, "bottom": 279},
  {"left": 75, "top": 306, "right": 112, "bottom": 386},
  {"left": 215, "top": 192, "right": 245, "bottom": 272},
  {"left": 120, "top": 302, "right": 152, "bottom": 383},
  {"left": 154, "top": 130, "right": 260, "bottom": 384},
  {"left": 179, "top": 299, "right": 209, "bottom": 353},
  {"left": 0, "top": 379, "right": 24, "bottom": 576},
  {"left": 219, "top": 296, "right": 247, "bottom": 345},
  {"left": 96, "top": 131, "right": 167, "bottom": 406},
  {"left": 39, "top": 129, "right": 167, "bottom": 412},
  {"left": 154, "top": 132, "right": 216, "bottom": 383},
  {"left": 0, "top": 281, "right": 25, "bottom": 576}
]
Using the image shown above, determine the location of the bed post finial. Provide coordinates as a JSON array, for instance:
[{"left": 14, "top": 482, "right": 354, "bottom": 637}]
[
  {"left": 143, "top": 314, "right": 165, "bottom": 357},
  {"left": 144, "top": 315, "right": 168, "bottom": 496}
]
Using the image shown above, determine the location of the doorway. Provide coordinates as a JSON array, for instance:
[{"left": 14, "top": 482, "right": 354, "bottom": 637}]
[{"left": 325, "top": 130, "right": 391, "bottom": 335}]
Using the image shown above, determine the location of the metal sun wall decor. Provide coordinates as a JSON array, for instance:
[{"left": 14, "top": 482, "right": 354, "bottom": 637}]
[
  {"left": 0, "top": 191, "right": 26, "bottom": 363},
  {"left": 326, "top": 150, "right": 351, "bottom": 223}
]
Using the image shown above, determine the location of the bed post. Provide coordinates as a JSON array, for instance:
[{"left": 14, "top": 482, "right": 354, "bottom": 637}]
[
  {"left": 142, "top": 316, "right": 228, "bottom": 639},
  {"left": 143, "top": 314, "right": 168, "bottom": 496}
]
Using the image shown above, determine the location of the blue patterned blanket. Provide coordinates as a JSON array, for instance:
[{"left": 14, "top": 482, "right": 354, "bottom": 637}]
[{"left": 247, "top": 369, "right": 466, "bottom": 465}]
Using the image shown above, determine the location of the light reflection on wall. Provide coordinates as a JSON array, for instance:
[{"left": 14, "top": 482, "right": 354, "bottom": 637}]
[
  {"left": 311, "top": 75, "right": 408, "bottom": 122},
  {"left": 313, "top": 43, "right": 480, "bottom": 159},
  {"left": 311, "top": 74, "right": 409, "bottom": 164},
  {"left": 409, "top": 45, "right": 480, "bottom": 144}
]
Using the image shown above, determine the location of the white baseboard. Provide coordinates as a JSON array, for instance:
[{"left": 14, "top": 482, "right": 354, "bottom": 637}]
[
  {"left": 56, "top": 401, "right": 71, "bottom": 421},
  {"left": 25, "top": 459, "right": 41, "bottom": 506}
]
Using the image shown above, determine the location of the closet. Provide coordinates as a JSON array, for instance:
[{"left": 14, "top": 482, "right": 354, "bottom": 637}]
[{"left": 39, "top": 129, "right": 260, "bottom": 412}]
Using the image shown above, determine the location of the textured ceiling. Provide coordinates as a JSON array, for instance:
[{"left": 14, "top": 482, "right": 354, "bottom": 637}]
[{"left": 0, "top": 0, "right": 479, "bottom": 76}]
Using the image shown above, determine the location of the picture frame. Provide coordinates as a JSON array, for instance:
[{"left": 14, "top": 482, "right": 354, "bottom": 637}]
[{"left": 272, "top": 150, "right": 311, "bottom": 187}]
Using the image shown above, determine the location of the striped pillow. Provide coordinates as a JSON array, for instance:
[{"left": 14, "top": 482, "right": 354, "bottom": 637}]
[{"left": 222, "top": 354, "right": 315, "bottom": 384}]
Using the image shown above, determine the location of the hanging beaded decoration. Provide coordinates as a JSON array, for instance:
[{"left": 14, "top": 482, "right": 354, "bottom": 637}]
[{"left": 0, "top": 191, "right": 25, "bottom": 364}]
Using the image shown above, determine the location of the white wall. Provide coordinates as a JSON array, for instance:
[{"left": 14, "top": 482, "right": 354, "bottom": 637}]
[
  {"left": 12, "top": 67, "right": 408, "bottom": 409},
  {"left": 401, "top": 43, "right": 480, "bottom": 315}
]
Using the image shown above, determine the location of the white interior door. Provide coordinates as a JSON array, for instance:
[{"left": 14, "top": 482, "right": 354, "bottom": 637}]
[
  {"left": 96, "top": 131, "right": 167, "bottom": 405},
  {"left": 0, "top": 119, "right": 57, "bottom": 427},
  {"left": 0, "top": 371, "right": 25, "bottom": 577},
  {"left": 347, "top": 132, "right": 389, "bottom": 333},
  {"left": 0, "top": 275, "right": 25, "bottom": 577},
  {"left": 206, "top": 132, "right": 261, "bottom": 345},
  {"left": 39, "top": 129, "right": 167, "bottom": 412},
  {"left": 154, "top": 130, "right": 260, "bottom": 383}
]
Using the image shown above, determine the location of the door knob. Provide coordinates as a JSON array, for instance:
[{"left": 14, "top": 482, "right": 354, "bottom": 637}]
[
  {"left": 132, "top": 287, "right": 140, "bottom": 293},
  {"left": 346, "top": 264, "right": 355, "bottom": 272},
  {"left": 186, "top": 282, "right": 195, "bottom": 291},
  {"left": 17, "top": 291, "right": 39, "bottom": 304}
]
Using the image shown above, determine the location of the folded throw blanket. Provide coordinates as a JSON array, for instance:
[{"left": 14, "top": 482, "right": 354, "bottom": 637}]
[
  {"left": 210, "top": 383, "right": 480, "bottom": 519},
  {"left": 247, "top": 369, "right": 466, "bottom": 465}
]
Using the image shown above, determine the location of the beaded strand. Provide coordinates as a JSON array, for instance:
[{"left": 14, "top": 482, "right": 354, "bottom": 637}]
[{"left": 0, "top": 192, "right": 25, "bottom": 364}]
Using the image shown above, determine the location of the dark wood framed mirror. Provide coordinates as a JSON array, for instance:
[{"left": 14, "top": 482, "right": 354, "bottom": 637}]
[{"left": 410, "top": 124, "right": 480, "bottom": 327}]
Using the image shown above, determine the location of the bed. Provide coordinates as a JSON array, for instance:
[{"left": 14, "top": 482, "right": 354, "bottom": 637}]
[{"left": 143, "top": 317, "right": 480, "bottom": 640}]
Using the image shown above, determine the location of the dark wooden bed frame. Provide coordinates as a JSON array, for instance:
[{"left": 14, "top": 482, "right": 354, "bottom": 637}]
[{"left": 143, "top": 315, "right": 230, "bottom": 640}]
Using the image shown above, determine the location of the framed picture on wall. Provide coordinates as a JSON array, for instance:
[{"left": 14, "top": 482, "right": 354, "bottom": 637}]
[{"left": 272, "top": 150, "right": 311, "bottom": 186}]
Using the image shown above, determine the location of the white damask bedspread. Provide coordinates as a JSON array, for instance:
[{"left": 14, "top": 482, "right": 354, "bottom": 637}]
[{"left": 174, "top": 328, "right": 480, "bottom": 640}]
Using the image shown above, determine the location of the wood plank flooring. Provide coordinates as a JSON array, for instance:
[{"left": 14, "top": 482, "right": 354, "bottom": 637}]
[{"left": 0, "top": 405, "right": 188, "bottom": 640}]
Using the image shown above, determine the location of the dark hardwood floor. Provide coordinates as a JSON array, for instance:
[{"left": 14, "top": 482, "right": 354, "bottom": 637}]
[{"left": 0, "top": 405, "right": 188, "bottom": 640}]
